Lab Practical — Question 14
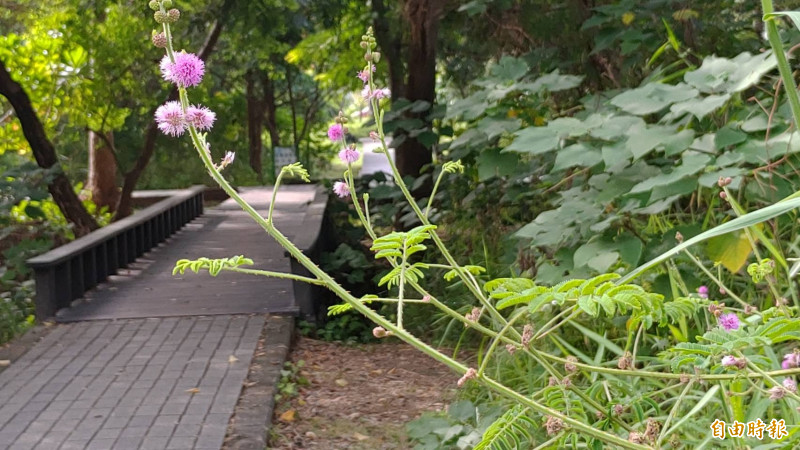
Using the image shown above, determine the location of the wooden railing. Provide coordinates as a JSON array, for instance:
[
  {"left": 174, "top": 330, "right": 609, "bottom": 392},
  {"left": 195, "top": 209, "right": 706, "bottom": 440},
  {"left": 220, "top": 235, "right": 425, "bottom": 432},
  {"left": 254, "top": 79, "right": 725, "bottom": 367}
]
[
  {"left": 26, "top": 186, "right": 206, "bottom": 320},
  {"left": 285, "top": 186, "right": 331, "bottom": 322}
]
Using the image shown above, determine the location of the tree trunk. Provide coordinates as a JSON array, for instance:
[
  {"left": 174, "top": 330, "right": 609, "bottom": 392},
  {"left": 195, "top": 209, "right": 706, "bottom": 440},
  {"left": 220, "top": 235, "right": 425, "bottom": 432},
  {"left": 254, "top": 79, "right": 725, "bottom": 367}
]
[
  {"left": 395, "top": 0, "right": 442, "bottom": 180},
  {"left": 372, "top": 0, "right": 406, "bottom": 99},
  {"left": 246, "top": 69, "right": 264, "bottom": 181},
  {"left": 86, "top": 130, "right": 119, "bottom": 212},
  {"left": 0, "top": 59, "right": 99, "bottom": 236},
  {"left": 262, "top": 71, "right": 280, "bottom": 148},
  {"left": 114, "top": 12, "right": 227, "bottom": 220}
]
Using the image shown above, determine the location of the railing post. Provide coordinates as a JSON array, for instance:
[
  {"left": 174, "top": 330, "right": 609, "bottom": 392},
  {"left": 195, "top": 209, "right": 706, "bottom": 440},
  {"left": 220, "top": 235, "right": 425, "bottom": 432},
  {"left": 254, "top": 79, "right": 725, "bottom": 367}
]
[
  {"left": 83, "top": 248, "right": 97, "bottom": 290},
  {"left": 70, "top": 256, "right": 84, "bottom": 302},
  {"left": 33, "top": 268, "right": 57, "bottom": 320},
  {"left": 54, "top": 262, "right": 71, "bottom": 310},
  {"left": 107, "top": 237, "right": 119, "bottom": 275}
]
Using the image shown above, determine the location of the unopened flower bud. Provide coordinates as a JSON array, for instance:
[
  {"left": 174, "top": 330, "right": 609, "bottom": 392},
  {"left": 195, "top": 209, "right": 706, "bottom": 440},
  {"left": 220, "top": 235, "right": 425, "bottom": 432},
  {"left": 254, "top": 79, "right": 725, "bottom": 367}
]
[
  {"left": 675, "top": 231, "right": 683, "bottom": 243},
  {"left": 161, "top": 0, "right": 172, "bottom": 7},
  {"left": 152, "top": 31, "right": 167, "bottom": 48},
  {"left": 372, "top": 326, "right": 388, "bottom": 338},
  {"left": 628, "top": 431, "right": 645, "bottom": 444},
  {"left": 595, "top": 411, "right": 605, "bottom": 420},
  {"left": 679, "top": 373, "right": 690, "bottom": 384},
  {"left": 154, "top": 10, "right": 167, "bottom": 23},
  {"left": 768, "top": 385, "right": 786, "bottom": 400},
  {"left": 360, "top": 41, "right": 368, "bottom": 49},
  {"left": 614, "top": 404, "right": 624, "bottom": 416},
  {"left": 548, "top": 376, "right": 558, "bottom": 386},
  {"left": 708, "top": 303, "right": 723, "bottom": 317},
  {"left": 372, "top": 52, "right": 381, "bottom": 63},
  {"left": 617, "top": 352, "right": 632, "bottom": 370},
  {"left": 369, "top": 131, "right": 379, "bottom": 142},
  {"left": 744, "top": 304, "right": 757, "bottom": 315},
  {"left": 421, "top": 295, "right": 431, "bottom": 303},
  {"left": 457, "top": 367, "right": 477, "bottom": 387},
  {"left": 521, "top": 324, "right": 533, "bottom": 346},
  {"left": 720, "top": 191, "right": 727, "bottom": 200},
  {"left": 784, "top": 378, "right": 797, "bottom": 393},
  {"left": 167, "top": 8, "right": 180, "bottom": 22},
  {"left": 364, "top": 53, "right": 372, "bottom": 61},
  {"left": 565, "top": 356, "right": 578, "bottom": 373},
  {"left": 544, "top": 416, "right": 564, "bottom": 436},
  {"left": 506, "top": 344, "right": 516, "bottom": 354},
  {"left": 148, "top": 0, "right": 159, "bottom": 11}
]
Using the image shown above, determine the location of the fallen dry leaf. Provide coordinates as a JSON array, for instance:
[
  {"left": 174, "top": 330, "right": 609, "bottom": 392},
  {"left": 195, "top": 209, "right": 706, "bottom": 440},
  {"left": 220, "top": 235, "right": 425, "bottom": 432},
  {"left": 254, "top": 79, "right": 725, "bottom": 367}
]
[
  {"left": 279, "top": 409, "right": 296, "bottom": 423},
  {"left": 335, "top": 379, "right": 348, "bottom": 387},
  {"left": 0, "top": 360, "right": 9, "bottom": 367},
  {"left": 228, "top": 355, "right": 239, "bottom": 363},
  {"left": 353, "top": 432, "right": 369, "bottom": 441},
  {"left": 185, "top": 388, "right": 200, "bottom": 394}
]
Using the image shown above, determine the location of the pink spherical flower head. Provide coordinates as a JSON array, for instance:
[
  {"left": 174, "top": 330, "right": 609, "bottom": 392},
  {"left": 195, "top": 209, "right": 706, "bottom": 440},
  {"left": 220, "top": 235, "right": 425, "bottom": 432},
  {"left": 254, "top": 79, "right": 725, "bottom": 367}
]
[
  {"left": 784, "top": 378, "right": 798, "bottom": 393},
  {"left": 357, "top": 65, "right": 375, "bottom": 83},
  {"left": 338, "top": 147, "right": 360, "bottom": 165},
  {"left": 185, "top": 105, "right": 216, "bottom": 130},
  {"left": 332, "top": 181, "right": 350, "bottom": 198},
  {"left": 697, "top": 285, "right": 709, "bottom": 299},
  {"left": 155, "top": 101, "right": 186, "bottom": 137},
  {"left": 160, "top": 52, "right": 205, "bottom": 87},
  {"left": 721, "top": 355, "right": 738, "bottom": 367},
  {"left": 718, "top": 313, "right": 740, "bottom": 331},
  {"left": 372, "top": 88, "right": 390, "bottom": 100},
  {"left": 327, "top": 123, "right": 345, "bottom": 142},
  {"left": 783, "top": 352, "right": 800, "bottom": 370}
]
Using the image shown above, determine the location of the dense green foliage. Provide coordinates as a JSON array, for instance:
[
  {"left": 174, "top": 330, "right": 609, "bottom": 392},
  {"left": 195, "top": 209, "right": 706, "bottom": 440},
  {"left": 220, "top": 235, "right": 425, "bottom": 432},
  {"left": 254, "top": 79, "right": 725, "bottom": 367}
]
[{"left": 6, "top": 0, "right": 800, "bottom": 446}]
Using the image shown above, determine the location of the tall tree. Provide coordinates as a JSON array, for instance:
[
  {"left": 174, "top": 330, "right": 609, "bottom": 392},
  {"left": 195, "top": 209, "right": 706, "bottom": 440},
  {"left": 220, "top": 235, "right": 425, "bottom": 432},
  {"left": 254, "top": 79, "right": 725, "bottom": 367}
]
[
  {"left": 394, "top": 0, "right": 444, "bottom": 181},
  {"left": 0, "top": 59, "right": 99, "bottom": 236},
  {"left": 86, "top": 130, "right": 119, "bottom": 212}
]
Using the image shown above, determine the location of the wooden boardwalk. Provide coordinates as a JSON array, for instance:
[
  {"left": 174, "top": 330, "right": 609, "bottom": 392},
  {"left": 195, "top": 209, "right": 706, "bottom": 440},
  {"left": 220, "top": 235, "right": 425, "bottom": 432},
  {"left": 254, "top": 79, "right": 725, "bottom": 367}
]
[
  {"left": 0, "top": 185, "right": 320, "bottom": 450},
  {"left": 56, "top": 186, "right": 317, "bottom": 321}
]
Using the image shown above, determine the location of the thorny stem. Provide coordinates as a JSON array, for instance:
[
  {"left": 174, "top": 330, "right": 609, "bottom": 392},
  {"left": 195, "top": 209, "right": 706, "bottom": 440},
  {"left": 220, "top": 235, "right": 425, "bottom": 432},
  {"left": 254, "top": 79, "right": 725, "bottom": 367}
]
[
  {"left": 682, "top": 249, "right": 748, "bottom": 307},
  {"left": 425, "top": 167, "right": 448, "bottom": 218},
  {"left": 657, "top": 379, "right": 694, "bottom": 445},
  {"left": 477, "top": 308, "right": 527, "bottom": 377},
  {"left": 740, "top": 352, "right": 800, "bottom": 402},
  {"left": 223, "top": 267, "right": 325, "bottom": 285}
]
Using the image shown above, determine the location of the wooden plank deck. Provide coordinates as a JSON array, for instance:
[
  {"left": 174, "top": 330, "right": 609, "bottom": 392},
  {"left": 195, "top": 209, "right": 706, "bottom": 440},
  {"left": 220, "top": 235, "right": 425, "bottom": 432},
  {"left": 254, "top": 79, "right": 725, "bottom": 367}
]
[{"left": 55, "top": 186, "right": 318, "bottom": 322}]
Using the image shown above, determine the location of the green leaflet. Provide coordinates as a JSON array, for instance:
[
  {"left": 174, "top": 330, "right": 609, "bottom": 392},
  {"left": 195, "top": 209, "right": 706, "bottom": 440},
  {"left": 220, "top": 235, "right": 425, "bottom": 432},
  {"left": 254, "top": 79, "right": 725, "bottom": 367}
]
[{"left": 172, "top": 255, "right": 253, "bottom": 277}]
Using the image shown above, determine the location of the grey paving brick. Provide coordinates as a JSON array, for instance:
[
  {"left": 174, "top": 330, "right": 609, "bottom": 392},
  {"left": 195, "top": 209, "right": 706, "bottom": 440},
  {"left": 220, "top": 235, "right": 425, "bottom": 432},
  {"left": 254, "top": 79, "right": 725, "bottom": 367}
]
[
  {"left": 140, "top": 435, "right": 170, "bottom": 450},
  {"left": 101, "top": 416, "right": 130, "bottom": 429},
  {"left": 146, "top": 424, "right": 175, "bottom": 437},
  {"left": 113, "top": 435, "right": 144, "bottom": 450},
  {"left": 172, "top": 423, "right": 201, "bottom": 437},
  {"left": 86, "top": 438, "right": 118, "bottom": 450},
  {"left": 1, "top": 316, "right": 266, "bottom": 450},
  {"left": 127, "top": 415, "right": 156, "bottom": 428},
  {"left": 93, "top": 428, "right": 122, "bottom": 440},
  {"left": 166, "top": 436, "right": 196, "bottom": 449}
]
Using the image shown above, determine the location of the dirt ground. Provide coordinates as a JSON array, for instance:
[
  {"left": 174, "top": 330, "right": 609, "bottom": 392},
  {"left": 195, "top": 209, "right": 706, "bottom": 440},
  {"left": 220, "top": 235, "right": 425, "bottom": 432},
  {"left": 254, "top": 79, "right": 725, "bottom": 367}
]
[{"left": 267, "top": 336, "right": 455, "bottom": 450}]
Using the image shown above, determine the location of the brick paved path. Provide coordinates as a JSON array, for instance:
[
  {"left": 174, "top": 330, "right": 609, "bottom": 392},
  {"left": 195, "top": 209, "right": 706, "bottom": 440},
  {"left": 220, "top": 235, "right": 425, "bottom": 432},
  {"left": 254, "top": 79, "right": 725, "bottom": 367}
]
[
  {"left": 0, "top": 187, "right": 318, "bottom": 450},
  {"left": 0, "top": 317, "right": 262, "bottom": 450}
]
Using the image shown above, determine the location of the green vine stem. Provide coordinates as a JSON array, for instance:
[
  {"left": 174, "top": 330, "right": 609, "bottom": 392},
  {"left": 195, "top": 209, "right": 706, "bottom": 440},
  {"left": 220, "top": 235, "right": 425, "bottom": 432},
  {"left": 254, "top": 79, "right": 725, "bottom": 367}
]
[
  {"left": 223, "top": 267, "right": 326, "bottom": 285},
  {"left": 681, "top": 249, "right": 748, "bottom": 307}
]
